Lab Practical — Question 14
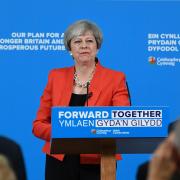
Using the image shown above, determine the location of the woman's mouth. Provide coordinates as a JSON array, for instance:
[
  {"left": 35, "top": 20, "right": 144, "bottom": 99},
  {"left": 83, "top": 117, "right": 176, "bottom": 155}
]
[{"left": 80, "top": 52, "right": 90, "bottom": 55}]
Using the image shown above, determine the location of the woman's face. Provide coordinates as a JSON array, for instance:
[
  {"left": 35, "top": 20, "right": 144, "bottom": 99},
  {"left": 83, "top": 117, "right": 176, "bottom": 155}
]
[{"left": 70, "top": 31, "right": 98, "bottom": 65}]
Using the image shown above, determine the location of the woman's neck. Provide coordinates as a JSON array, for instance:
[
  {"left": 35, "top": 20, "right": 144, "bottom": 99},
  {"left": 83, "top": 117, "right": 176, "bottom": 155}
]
[{"left": 75, "top": 60, "right": 96, "bottom": 82}]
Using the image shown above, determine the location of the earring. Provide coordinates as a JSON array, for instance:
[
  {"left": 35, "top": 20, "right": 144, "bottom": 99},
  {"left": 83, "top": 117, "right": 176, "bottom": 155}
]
[{"left": 70, "top": 52, "right": 72, "bottom": 56}]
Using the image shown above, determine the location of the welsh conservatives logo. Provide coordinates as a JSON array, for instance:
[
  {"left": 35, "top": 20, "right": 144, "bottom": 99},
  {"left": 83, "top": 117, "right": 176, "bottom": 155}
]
[
  {"left": 148, "top": 56, "right": 180, "bottom": 66},
  {"left": 91, "top": 129, "right": 96, "bottom": 134}
]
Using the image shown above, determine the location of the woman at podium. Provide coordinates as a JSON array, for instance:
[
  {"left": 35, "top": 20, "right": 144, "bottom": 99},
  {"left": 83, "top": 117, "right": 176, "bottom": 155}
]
[{"left": 32, "top": 19, "right": 130, "bottom": 180}]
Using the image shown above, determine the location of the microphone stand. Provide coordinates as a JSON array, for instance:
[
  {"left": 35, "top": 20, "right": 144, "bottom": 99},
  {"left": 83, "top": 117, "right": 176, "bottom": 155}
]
[{"left": 86, "top": 82, "right": 90, "bottom": 107}]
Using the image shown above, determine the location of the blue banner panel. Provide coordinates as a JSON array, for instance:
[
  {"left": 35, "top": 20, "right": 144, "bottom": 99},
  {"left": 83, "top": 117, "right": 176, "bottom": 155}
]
[
  {"left": 52, "top": 106, "right": 169, "bottom": 138},
  {"left": 1, "top": 0, "right": 180, "bottom": 180}
]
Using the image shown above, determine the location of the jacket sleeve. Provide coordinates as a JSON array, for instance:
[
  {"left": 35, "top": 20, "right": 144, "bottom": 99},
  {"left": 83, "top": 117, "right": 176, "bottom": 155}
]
[
  {"left": 32, "top": 71, "right": 54, "bottom": 142},
  {"left": 112, "top": 73, "right": 130, "bottom": 106}
]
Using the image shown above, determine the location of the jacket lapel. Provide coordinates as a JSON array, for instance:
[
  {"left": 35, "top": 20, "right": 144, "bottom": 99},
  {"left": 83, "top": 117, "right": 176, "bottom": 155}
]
[
  {"left": 87, "top": 62, "right": 103, "bottom": 106},
  {"left": 59, "top": 66, "right": 74, "bottom": 106}
]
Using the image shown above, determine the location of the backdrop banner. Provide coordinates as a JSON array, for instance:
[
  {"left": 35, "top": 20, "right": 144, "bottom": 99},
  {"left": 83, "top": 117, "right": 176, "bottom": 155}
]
[{"left": 0, "top": 0, "right": 180, "bottom": 179}]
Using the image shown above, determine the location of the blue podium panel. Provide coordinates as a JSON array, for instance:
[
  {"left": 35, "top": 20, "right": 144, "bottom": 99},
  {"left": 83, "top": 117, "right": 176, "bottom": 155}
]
[{"left": 52, "top": 106, "right": 169, "bottom": 138}]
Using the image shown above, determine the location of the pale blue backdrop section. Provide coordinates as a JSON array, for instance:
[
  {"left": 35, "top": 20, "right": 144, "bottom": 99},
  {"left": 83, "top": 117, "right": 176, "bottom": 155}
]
[{"left": 0, "top": 0, "right": 180, "bottom": 180}]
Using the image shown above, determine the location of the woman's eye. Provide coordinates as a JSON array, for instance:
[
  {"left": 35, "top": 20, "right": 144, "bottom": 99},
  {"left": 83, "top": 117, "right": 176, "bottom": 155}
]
[
  {"left": 87, "top": 40, "right": 94, "bottom": 43},
  {"left": 74, "top": 40, "right": 81, "bottom": 44}
]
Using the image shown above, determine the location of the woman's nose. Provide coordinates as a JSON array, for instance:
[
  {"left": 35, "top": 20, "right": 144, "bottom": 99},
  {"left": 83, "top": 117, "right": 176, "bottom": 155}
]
[{"left": 80, "top": 41, "right": 88, "bottom": 48}]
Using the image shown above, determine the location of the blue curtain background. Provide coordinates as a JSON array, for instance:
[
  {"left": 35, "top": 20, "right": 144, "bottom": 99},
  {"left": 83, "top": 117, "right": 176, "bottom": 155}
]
[{"left": 0, "top": 0, "right": 180, "bottom": 179}]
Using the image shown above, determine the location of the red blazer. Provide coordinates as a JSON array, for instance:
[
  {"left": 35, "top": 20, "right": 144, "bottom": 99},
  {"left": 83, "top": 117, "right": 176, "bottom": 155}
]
[{"left": 32, "top": 61, "right": 130, "bottom": 164}]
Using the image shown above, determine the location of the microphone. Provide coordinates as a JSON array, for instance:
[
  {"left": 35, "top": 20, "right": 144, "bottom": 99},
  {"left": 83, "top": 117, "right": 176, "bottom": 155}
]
[{"left": 86, "top": 82, "right": 93, "bottom": 106}]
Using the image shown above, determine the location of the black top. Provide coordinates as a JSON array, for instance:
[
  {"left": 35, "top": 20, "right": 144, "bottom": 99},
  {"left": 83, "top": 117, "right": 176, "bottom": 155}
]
[
  {"left": 69, "top": 93, "right": 87, "bottom": 106},
  {"left": 66, "top": 93, "right": 87, "bottom": 161}
]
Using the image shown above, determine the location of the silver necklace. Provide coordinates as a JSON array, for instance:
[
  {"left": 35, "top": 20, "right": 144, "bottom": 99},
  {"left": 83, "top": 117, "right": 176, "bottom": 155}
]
[{"left": 74, "top": 65, "right": 96, "bottom": 88}]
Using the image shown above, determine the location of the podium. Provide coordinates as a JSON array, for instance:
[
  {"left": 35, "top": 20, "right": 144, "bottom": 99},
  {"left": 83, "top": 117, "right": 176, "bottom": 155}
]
[{"left": 50, "top": 106, "right": 168, "bottom": 180}]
